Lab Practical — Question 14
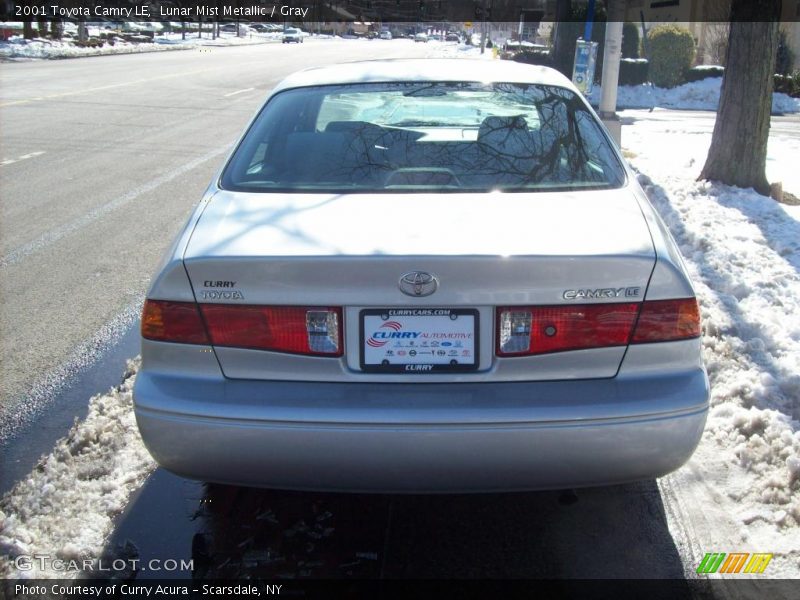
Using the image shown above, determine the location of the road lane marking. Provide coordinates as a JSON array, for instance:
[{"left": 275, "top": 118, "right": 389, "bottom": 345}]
[
  {"left": 0, "top": 70, "right": 211, "bottom": 107},
  {"left": 223, "top": 87, "right": 255, "bottom": 97},
  {"left": 0, "top": 145, "right": 230, "bottom": 269},
  {"left": 0, "top": 150, "right": 45, "bottom": 166},
  {"left": 0, "top": 49, "right": 378, "bottom": 109},
  {"left": 0, "top": 60, "right": 266, "bottom": 108}
]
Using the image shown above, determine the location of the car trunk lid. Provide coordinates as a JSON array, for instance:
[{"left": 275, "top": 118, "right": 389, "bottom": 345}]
[{"left": 182, "top": 189, "right": 655, "bottom": 381}]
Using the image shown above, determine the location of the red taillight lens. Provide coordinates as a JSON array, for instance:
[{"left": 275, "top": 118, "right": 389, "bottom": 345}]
[
  {"left": 631, "top": 298, "right": 701, "bottom": 343},
  {"left": 141, "top": 300, "right": 210, "bottom": 345},
  {"left": 199, "top": 305, "right": 343, "bottom": 356},
  {"left": 496, "top": 303, "right": 640, "bottom": 356}
]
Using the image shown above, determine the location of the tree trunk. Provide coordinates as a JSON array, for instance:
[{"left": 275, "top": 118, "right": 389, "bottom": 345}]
[
  {"left": 51, "top": 19, "right": 63, "bottom": 40},
  {"left": 552, "top": 0, "right": 573, "bottom": 77},
  {"left": 698, "top": 1, "right": 781, "bottom": 196},
  {"left": 23, "top": 21, "right": 35, "bottom": 40}
]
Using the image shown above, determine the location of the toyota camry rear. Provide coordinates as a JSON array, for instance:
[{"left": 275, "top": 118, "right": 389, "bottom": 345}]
[{"left": 133, "top": 60, "right": 708, "bottom": 492}]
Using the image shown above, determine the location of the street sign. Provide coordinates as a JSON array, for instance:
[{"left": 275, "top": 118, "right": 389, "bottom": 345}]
[{"left": 464, "top": 21, "right": 473, "bottom": 28}]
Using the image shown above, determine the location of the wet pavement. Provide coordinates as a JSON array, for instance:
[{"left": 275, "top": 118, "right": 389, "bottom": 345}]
[{"left": 106, "top": 469, "right": 690, "bottom": 581}]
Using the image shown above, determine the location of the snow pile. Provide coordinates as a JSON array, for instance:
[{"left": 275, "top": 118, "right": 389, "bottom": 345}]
[
  {"left": 0, "top": 32, "right": 281, "bottom": 59},
  {"left": 0, "top": 37, "right": 180, "bottom": 59},
  {"left": 590, "top": 77, "right": 799, "bottom": 114},
  {"left": 155, "top": 31, "right": 284, "bottom": 46},
  {"left": 0, "top": 359, "right": 155, "bottom": 578},
  {"left": 765, "top": 141, "right": 800, "bottom": 209},
  {"left": 427, "top": 42, "right": 495, "bottom": 60},
  {"left": 642, "top": 178, "right": 800, "bottom": 514},
  {"left": 625, "top": 122, "right": 800, "bottom": 575}
]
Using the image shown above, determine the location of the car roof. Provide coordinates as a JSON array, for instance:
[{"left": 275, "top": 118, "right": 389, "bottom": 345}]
[{"left": 270, "top": 59, "right": 577, "bottom": 95}]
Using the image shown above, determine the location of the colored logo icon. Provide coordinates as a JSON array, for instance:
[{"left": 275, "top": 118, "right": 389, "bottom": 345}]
[{"left": 697, "top": 552, "right": 772, "bottom": 574}]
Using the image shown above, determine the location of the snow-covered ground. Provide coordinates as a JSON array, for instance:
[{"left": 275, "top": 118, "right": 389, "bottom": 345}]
[
  {"left": 425, "top": 41, "right": 496, "bottom": 60},
  {"left": 0, "top": 360, "right": 155, "bottom": 578},
  {"left": 0, "top": 30, "right": 296, "bottom": 59},
  {"left": 623, "top": 112, "right": 800, "bottom": 578},
  {"left": 589, "top": 76, "right": 800, "bottom": 115},
  {"left": 427, "top": 44, "right": 800, "bottom": 114}
]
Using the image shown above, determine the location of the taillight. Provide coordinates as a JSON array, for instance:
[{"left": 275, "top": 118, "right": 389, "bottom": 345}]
[
  {"left": 141, "top": 300, "right": 210, "bottom": 345},
  {"left": 200, "top": 305, "right": 342, "bottom": 356},
  {"left": 495, "top": 298, "right": 701, "bottom": 356},
  {"left": 496, "top": 303, "right": 640, "bottom": 356},
  {"left": 631, "top": 298, "right": 701, "bottom": 343}
]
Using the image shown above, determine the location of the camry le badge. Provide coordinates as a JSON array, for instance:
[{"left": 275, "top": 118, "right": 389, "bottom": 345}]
[{"left": 399, "top": 271, "right": 438, "bottom": 297}]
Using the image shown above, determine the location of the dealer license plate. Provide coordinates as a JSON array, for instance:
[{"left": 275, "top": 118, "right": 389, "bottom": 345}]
[{"left": 360, "top": 308, "right": 478, "bottom": 373}]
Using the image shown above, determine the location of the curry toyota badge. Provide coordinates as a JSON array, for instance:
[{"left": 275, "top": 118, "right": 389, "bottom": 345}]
[{"left": 398, "top": 271, "right": 438, "bottom": 297}]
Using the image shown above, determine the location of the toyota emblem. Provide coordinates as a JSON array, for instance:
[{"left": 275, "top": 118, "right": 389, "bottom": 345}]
[{"left": 398, "top": 271, "right": 438, "bottom": 297}]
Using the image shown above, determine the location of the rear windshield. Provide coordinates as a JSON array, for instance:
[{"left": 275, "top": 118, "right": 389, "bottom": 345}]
[{"left": 221, "top": 82, "right": 626, "bottom": 193}]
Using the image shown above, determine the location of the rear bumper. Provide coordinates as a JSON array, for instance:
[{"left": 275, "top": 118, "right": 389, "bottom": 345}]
[{"left": 133, "top": 368, "right": 709, "bottom": 492}]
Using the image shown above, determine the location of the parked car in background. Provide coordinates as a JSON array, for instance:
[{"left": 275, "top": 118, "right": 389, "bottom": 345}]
[
  {"left": 445, "top": 32, "right": 460, "bottom": 42},
  {"left": 219, "top": 23, "right": 250, "bottom": 35},
  {"left": 135, "top": 59, "right": 708, "bottom": 492},
  {"left": 413, "top": 32, "right": 428, "bottom": 43},
  {"left": 379, "top": 30, "right": 392, "bottom": 40},
  {"left": 282, "top": 27, "right": 304, "bottom": 43}
]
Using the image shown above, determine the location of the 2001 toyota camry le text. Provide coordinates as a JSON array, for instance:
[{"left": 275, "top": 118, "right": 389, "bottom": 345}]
[{"left": 133, "top": 59, "right": 709, "bottom": 492}]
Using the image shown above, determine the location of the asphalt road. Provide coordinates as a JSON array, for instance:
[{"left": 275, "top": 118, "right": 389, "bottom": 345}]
[{"left": 0, "top": 39, "right": 431, "bottom": 443}]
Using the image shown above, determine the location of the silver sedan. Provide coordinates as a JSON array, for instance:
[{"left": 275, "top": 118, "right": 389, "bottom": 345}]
[{"left": 133, "top": 59, "right": 708, "bottom": 492}]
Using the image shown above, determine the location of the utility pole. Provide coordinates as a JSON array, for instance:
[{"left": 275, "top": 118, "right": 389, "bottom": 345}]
[
  {"left": 599, "top": 0, "right": 624, "bottom": 146},
  {"left": 480, "top": 0, "right": 487, "bottom": 54},
  {"left": 584, "top": 0, "right": 595, "bottom": 41}
]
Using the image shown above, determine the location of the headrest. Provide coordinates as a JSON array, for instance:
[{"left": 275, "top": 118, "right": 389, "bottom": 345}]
[
  {"left": 477, "top": 115, "right": 529, "bottom": 142},
  {"left": 324, "top": 121, "right": 384, "bottom": 135}
]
